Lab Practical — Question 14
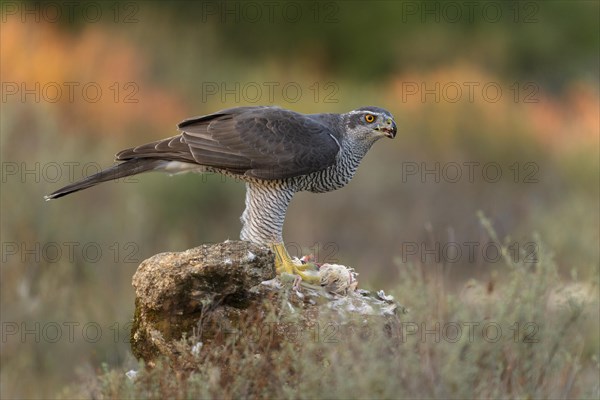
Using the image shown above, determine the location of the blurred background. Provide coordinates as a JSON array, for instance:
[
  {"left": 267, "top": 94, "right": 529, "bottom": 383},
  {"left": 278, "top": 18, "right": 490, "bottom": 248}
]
[{"left": 1, "top": 1, "right": 598, "bottom": 398}]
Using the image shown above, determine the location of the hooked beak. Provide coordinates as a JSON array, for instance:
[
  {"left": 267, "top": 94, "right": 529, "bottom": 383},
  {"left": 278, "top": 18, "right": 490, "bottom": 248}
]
[{"left": 378, "top": 118, "right": 397, "bottom": 139}]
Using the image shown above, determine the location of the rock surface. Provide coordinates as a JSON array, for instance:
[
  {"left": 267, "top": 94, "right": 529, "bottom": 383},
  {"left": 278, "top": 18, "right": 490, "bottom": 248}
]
[{"left": 131, "top": 241, "right": 404, "bottom": 368}]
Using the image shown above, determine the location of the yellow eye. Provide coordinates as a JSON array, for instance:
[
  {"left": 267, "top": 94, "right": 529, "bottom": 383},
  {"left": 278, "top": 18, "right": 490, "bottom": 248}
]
[{"left": 365, "top": 114, "right": 375, "bottom": 123}]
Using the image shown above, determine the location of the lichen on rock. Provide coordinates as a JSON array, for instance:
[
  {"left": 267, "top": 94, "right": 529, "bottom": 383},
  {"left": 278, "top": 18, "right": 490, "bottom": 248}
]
[{"left": 130, "top": 240, "right": 405, "bottom": 368}]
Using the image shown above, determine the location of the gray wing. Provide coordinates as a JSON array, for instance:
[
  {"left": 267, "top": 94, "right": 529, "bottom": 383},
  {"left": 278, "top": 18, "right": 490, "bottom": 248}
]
[{"left": 116, "top": 106, "right": 341, "bottom": 180}]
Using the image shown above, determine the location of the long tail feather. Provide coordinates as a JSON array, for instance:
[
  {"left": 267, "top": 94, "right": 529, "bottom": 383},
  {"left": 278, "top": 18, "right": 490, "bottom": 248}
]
[{"left": 44, "top": 159, "right": 165, "bottom": 200}]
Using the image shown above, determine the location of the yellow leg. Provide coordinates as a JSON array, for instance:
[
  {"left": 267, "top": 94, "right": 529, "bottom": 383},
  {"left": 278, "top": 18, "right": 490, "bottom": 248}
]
[{"left": 271, "top": 243, "right": 320, "bottom": 284}]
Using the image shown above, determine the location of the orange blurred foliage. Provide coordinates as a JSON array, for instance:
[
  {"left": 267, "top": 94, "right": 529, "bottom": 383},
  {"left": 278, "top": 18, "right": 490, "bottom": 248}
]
[
  {"left": 1, "top": 19, "right": 188, "bottom": 136},
  {"left": 388, "top": 64, "right": 599, "bottom": 152},
  {"left": 528, "top": 83, "right": 600, "bottom": 151}
]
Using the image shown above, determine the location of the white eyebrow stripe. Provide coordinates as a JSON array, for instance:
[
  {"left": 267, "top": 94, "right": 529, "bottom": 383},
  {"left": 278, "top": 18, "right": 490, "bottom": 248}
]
[{"left": 347, "top": 110, "right": 386, "bottom": 117}]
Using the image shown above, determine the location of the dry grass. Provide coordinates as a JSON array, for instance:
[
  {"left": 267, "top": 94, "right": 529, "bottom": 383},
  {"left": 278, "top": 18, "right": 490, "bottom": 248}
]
[
  {"left": 1, "top": 3, "right": 598, "bottom": 398},
  {"left": 60, "top": 219, "right": 599, "bottom": 399}
]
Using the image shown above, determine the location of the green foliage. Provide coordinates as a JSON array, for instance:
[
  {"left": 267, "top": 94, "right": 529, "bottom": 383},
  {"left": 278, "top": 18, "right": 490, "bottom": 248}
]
[{"left": 150, "top": 0, "right": 599, "bottom": 87}]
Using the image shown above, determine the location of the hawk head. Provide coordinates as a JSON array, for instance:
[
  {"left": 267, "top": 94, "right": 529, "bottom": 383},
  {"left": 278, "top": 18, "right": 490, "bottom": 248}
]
[{"left": 343, "top": 106, "right": 397, "bottom": 143}]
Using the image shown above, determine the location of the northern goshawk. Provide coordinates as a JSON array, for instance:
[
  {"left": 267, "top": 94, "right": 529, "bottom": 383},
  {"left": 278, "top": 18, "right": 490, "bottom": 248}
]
[{"left": 46, "top": 106, "right": 397, "bottom": 282}]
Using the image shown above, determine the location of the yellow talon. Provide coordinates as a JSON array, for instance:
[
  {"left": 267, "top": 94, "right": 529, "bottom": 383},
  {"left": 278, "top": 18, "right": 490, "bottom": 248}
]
[{"left": 271, "top": 243, "right": 320, "bottom": 284}]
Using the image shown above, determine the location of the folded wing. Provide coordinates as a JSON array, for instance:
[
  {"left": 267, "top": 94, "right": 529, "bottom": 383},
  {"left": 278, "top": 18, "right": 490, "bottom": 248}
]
[{"left": 116, "top": 106, "right": 341, "bottom": 180}]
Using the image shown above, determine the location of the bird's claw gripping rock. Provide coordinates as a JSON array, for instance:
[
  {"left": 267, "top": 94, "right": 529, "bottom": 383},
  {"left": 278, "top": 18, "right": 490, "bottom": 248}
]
[{"left": 271, "top": 243, "right": 321, "bottom": 284}]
